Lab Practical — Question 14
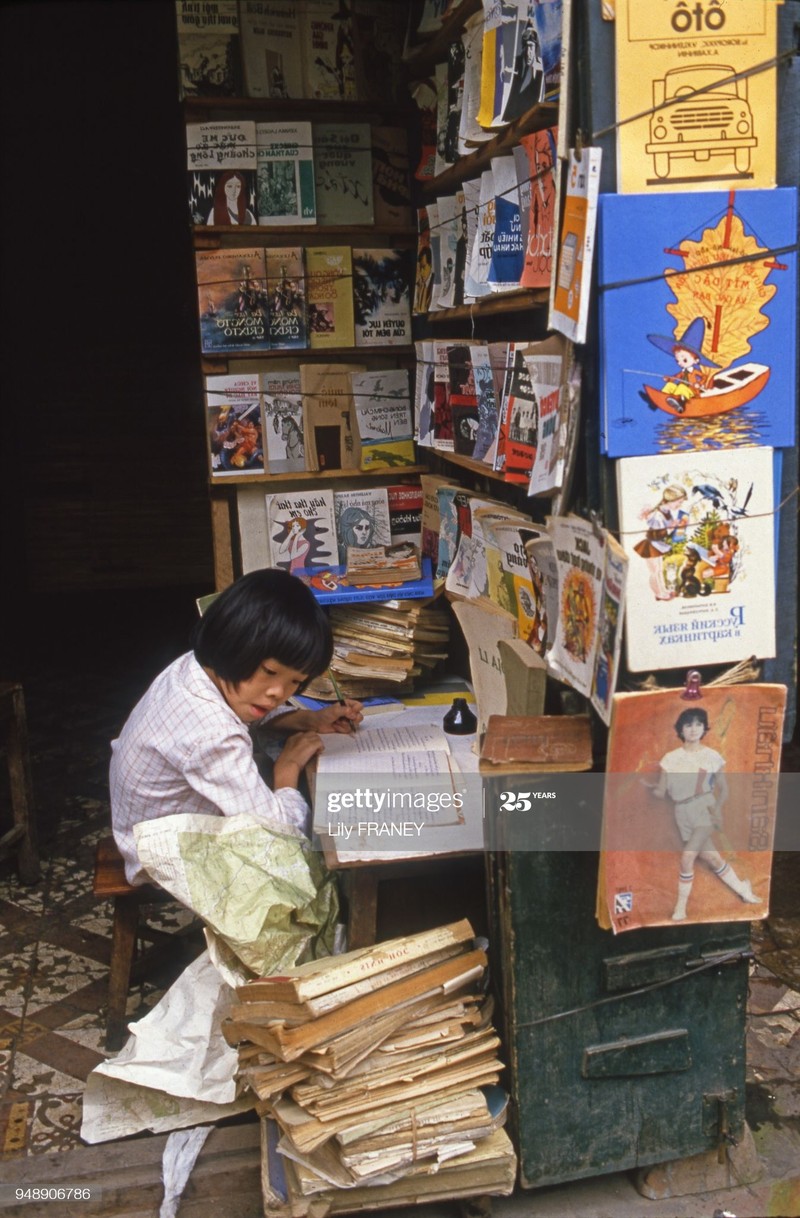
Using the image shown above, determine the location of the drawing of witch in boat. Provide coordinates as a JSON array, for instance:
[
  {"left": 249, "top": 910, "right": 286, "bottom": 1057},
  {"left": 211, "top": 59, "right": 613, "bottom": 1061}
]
[{"left": 641, "top": 191, "right": 785, "bottom": 420}]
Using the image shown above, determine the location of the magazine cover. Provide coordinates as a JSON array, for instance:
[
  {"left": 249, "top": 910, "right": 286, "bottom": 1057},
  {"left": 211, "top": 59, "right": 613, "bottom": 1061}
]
[
  {"left": 240, "top": 1, "right": 303, "bottom": 99},
  {"left": 488, "top": 156, "right": 525, "bottom": 292},
  {"left": 301, "top": 0, "right": 358, "bottom": 101},
  {"left": 300, "top": 361, "right": 364, "bottom": 471},
  {"left": 305, "top": 247, "right": 355, "bottom": 349},
  {"left": 176, "top": 0, "right": 242, "bottom": 98},
  {"left": 549, "top": 146, "right": 601, "bottom": 345},
  {"left": 615, "top": 0, "right": 779, "bottom": 194},
  {"left": 518, "top": 127, "right": 558, "bottom": 290},
  {"left": 617, "top": 447, "right": 776, "bottom": 673},
  {"left": 600, "top": 683, "right": 786, "bottom": 933},
  {"left": 387, "top": 484, "right": 423, "bottom": 548},
  {"left": 205, "top": 373, "right": 264, "bottom": 477},
  {"left": 351, "top": 369, "right": 415, "bottom": 471},
  {"left": 194, "top": 248, "right": 270, "bottom": 354},
  {"left": 260, "top": 370, "right": 305, "bottom": 474},
  {"left": 313, "top": 123, "right": 374, "bottom": 226},
  {"left": 256, "top": 122, "right": 316, "bottom": 226},
  {"left": 598, "top": 188, "right": 798, "bottom": 458},
  {"left": 333, "top": 487, "right": 392, "bottom": 564},
  {"left": 265, "top": 247, "right": 307, "bottom": 348},
  {"left": 352, "top": 249, "right": 412, "bottom": 346},
  {"left": 265, "top": 488, "right": 337, "bottom": 571},
  {"left": 186, "top": 120, "right": 257, "bottom": 226}
]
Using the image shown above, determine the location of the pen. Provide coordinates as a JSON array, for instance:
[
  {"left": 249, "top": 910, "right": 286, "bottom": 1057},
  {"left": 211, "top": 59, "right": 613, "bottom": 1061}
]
[{"left": 327, "top": 668, "right": 356, "bottom": 732}]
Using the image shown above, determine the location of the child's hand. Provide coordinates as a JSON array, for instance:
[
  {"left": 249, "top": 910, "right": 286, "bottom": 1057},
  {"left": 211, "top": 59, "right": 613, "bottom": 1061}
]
[
  {"left": 314, "top": 699, "right": 364, "bottom": 734},
  {"left": 274, "top": 731, "right": 325, "bottom": 789}
]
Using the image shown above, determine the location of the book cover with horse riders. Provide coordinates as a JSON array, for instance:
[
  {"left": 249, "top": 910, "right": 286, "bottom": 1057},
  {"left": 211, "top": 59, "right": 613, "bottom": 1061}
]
[{"left": 265, "top": 247, "right": 308, "bottom": 349}]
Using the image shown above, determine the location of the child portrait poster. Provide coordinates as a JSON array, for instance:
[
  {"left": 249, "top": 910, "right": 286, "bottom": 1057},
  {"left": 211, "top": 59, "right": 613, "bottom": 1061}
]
[{"left": 598, "top": 683, "right": 786, "bottom": 935}]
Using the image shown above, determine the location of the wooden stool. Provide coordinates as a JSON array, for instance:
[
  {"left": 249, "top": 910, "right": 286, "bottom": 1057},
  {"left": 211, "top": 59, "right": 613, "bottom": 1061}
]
[
  {"left": 0, "top": 682, "right": 40, "bottom": 885},
  {"left": 93, "top": 836, "right": 169, "bottom": 1050}
]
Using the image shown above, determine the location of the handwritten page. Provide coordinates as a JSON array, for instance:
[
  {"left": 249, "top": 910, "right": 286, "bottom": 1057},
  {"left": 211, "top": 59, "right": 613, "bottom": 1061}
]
[{"left": 319, "top": 724, "right": 451, "bottom": 758}]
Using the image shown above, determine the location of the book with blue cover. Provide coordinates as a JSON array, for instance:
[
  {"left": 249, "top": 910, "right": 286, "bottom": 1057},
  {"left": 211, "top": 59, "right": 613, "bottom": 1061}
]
[
  {"left": 293, "top": 558, "right": 435, "bottom": 604},
  {"left": 598, "top": 188, "right": 798, "bottom": 458}
]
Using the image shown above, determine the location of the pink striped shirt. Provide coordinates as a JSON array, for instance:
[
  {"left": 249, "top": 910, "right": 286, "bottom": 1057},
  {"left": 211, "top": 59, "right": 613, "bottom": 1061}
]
[{"left": 110, "top": 651, "right": 308, "bottom": 884}]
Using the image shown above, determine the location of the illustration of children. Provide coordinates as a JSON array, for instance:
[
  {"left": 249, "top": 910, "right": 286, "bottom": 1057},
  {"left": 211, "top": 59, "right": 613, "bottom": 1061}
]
[
  {"left": 646, "top": 317, "right": 719, "bottom": 413},
  {"left": 645, "top": 708, "right": 760, "bottom": 922},
  {"left": 633, "top": 484, "right": 689, "bottom": 600}
]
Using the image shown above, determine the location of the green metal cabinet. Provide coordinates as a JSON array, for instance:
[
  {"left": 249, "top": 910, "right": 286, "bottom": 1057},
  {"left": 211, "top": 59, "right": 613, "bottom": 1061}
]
[{"left": 487, "top": 848, "right": 750, "bottom": 1189}]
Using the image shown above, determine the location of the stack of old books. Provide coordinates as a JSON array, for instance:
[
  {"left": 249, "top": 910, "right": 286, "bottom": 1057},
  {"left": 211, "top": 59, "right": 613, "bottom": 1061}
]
[
  {"left": 223, "top": 920, "right": 516, "bottom": 1215},
  {"left": 345, "top": 543, "right": 422, "bottom": 586},
  {"left": 304, "top": 598, "right": 450, "bottom": 701}
]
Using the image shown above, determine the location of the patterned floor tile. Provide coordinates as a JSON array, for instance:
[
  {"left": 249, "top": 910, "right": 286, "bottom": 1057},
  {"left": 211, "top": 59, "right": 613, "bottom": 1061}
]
[
  {"left": 28, "top": 1092, "right": 84, "bottom": 1156},
  {"left": 0, "top": 944, "right": 38, "bottom": 1017},
  {"left": 24, "top": 944, "right": 107, "bottom": 1015}
]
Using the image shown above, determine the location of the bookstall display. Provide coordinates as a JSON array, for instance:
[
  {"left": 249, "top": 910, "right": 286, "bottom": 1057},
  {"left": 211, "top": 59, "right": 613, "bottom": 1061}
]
[{"left": 176, "top": 0, "right": 798, "bottom": 1203}]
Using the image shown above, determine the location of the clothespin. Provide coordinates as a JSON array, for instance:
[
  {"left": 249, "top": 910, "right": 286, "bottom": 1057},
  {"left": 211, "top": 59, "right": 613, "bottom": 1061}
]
[
  {"left": 588, "top": 508, "right": 605, "bottom": 541},
  {"left": 681, "top": 670, "right": 703, "bottom": 701},
  {"left": 574, "top": 129, "right": 584, "bottom": 163}
]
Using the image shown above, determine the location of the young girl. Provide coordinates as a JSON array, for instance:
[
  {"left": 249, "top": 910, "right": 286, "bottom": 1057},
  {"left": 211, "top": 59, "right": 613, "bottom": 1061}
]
[
  {"left": 110, "top": 569, "right": 361, "bottom": 885},
  {"left": 648, "top": 707, "right": 760, "bottom": 921}
]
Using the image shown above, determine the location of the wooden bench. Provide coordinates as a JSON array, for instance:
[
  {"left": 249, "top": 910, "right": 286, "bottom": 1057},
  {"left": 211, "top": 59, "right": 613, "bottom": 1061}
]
[
  {"left": 0, "top": 681, "right": 40, "bottom": 885},
  {"left": 93, "top": 836, "right": 173, "bottom": 1051}
]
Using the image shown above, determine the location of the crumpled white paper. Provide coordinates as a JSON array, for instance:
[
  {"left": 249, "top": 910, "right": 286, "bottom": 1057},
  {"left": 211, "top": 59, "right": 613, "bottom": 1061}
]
[{"left": 159, "top": 1126, "right": 213, "bottom": 1218}]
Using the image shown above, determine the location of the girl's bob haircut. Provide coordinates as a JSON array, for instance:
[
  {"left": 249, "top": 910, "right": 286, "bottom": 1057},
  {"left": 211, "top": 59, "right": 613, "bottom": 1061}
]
[
  {"left": 192, "top": 568, "right": 333, "bottom": 686},
  {"left": 673, "top": 707, "right": 709, "bottom": 739}
]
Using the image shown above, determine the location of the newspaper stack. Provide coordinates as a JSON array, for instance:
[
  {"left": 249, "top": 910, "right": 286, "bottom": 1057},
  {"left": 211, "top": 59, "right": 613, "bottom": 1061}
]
[{"left": 222, "top": 920, "right": 516, "bottom": 1214}]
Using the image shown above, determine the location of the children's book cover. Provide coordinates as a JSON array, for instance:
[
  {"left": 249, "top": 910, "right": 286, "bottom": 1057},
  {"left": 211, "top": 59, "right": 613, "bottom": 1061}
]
[
  {"left": 240, "top": 1, "right": 303, "bottom": 99},
  {"left": 194, "top": 248, "right": 270, "bottom": 354},
  {"left": 313, "top": 123, "right": 373, "bottom": 226},
  {"left": 186, "top": 121, "right": 257, "bottom": 226},
  {"left": 333, "top": 487, "right": 392, "bottom": 564},
  {"left": 256, "top": 122, "right": 316, "bottom": 226},
  {"left": 305, "top": 247, "right": 355, "bottom": 349},
  {"left": 614, "top": 0, "right": 778, "bottom": 195},
  {"left": 351, "top": 369, "right": 415, "bottom": 471},
  {"left": 599, "top": 189, "right": 798, "bottom": 458},
  {"left": 300, "top": 361, "right": 364, "bottom": 472},
  {"left": 617, "top": 447, "right": 776, "bottom": 674},
  {"left": 205, "top": 373, "right": 264, "bottom": 478},
  {"left": 546, "top": 514, "right": 608, "bottom": 705},
  {"left": 599, "top": 683, "right": 786, "bottom": 933},
  {"left": 265, "top": 247, "right": 307, "bottom": 349},
  {"left": 176, "top": 0, "right": 242, "bottom": 99},
  {"left": 266, "top": 488, "right": 337, "bottom": 571},
  {"left": 352, "top": 249, "right": 412, "bottom": 347},
  {"left": 260, "top": 370, "right": 305, "bottom": 474}
]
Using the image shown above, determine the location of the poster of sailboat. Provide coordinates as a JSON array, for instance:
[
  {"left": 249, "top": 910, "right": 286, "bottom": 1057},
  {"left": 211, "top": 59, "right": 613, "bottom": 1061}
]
[{"left": 598, "top": 188, "right": 797, "bottom": 458}]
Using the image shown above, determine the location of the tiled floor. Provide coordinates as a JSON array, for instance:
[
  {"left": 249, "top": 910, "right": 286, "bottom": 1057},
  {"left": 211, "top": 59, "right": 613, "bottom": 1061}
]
[{"left": 1, "top": 593, "right": 798, "bottom": 1171}]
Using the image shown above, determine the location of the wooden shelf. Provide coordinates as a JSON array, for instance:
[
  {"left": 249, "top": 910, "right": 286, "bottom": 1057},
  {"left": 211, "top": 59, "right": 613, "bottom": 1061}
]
[
  {"left": 421, "top": 288, "right": 549, "bottom": 324},
  {"left": 431, "top": 451, "right": 507, "bottom": 483},
  {"left": 183, "top": 96, "right": 414, "bottom": 121},
  {"left": 403, "top": 0, "right": 482, "bottom": 79},
  {"left": 194, "top": 227, "right": 417, "bottom": 249},
  {"left": 422, "top": 102, "right": 559, "bottom": 195},
  {"left": 201, "top": 347, "right": 415, "bottom": 373},
  {"left": 210, "top": 466, "right": 429, "bottom": 488}
]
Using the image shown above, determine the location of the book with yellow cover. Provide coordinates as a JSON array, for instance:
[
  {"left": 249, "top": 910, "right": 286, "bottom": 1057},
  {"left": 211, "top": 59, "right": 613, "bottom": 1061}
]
[
  {"left": 306, "top": 246, "right": 355, "bottom": 349},
  {"left": 614, "top": 0, "right": 778, "bottom": 194}
]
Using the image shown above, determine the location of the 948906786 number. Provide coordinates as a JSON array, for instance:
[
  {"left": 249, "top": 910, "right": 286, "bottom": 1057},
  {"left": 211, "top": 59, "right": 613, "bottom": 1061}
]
[{"left": 14, "top": 1189, "right": 93, "bottom": 1201}]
